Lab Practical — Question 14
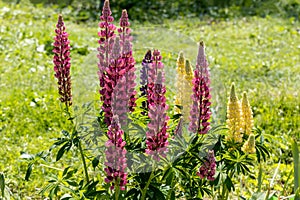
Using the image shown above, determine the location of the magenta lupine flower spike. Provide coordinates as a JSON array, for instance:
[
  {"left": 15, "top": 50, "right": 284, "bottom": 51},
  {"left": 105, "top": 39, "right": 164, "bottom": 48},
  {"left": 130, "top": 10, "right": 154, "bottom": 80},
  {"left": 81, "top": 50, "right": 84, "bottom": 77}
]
[
  {"left": 197, "top": 150, "right": 216, "bottom": 181},
  {"left": 53, "top": 15, "right": 72, "bottom": 107},
  {"left": 189, "top": 41, "right": 212, "bottom": 134},
  {"left": 104, "top": 116, "right": 127, "bottom": 191},
  {"left": 117, "top": 9, "right": 137, "bottom": 112},
  {"left": 97, "top": 0, "right": 116, "bottom": 125},
  {"left": 140, "top": 50, "right": 152, "bottom": 114},
  {"left": 145, "top": 50, "right": 169, "bottom": 161},
  {"left": 101, "top": 37, "right": 123, "bottom": 125}
]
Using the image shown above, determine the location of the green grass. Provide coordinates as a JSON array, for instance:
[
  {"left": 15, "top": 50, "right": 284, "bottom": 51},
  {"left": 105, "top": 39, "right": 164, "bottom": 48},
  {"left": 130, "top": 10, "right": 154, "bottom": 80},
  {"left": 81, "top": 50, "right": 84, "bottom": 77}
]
[{"left": 0, "top": 0, "right": 299, "bottom": 198}]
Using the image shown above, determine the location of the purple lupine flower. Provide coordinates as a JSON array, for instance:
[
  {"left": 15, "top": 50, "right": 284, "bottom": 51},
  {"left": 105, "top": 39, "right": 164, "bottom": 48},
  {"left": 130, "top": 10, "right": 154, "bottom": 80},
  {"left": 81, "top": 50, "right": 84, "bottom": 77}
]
[
  {"left": 197, "top": 150, "right": 216, "bottom": 181},
  {"left": 53, "top": 15, "right": 72, "bottom": 107},
  {"left": 97, "top": 0, "right": 116, "bottom": 125},
  {"left": 140, "top": 50, "right": 152, "bottom": 114},
  {"left": 189, "top": 41, "right": 211, "bottom": 134},
  {"left": 104, "top": 116, "right": 127, "bottom": 190},
  {"left": 117, "top": 10, "right": 137, "bottom": 112},
  {"left": 101, "top": 37, "right": 124, "bottom": 125},
  {"left": 145, "top": 50, "right": 169, "bottom": 161}
]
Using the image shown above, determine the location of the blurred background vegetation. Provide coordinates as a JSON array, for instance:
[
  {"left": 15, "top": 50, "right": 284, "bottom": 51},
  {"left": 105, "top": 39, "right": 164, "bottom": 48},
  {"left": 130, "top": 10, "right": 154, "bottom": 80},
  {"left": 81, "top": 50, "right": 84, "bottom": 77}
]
[{"left": 3, "top": 0, "right": 300, "bottom": 22}]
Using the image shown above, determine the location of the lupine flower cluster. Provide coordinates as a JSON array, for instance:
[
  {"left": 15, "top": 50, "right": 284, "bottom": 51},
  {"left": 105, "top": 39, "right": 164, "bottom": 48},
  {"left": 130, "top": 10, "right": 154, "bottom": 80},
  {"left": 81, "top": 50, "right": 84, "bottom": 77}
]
[
  {"left": 104, "top": 116, "right": 127, "bottom": 190},
  {"left": 182, "top": 60, "right": 194, "bottom": 122},
  {"left": 98, "top": 0, "right": 137, "bottom": 190},
  {"left": 97, "top": 1, "right": 137, "bottom": 126},
  {"left": 97, "top": 0, "right": 117, "bottom": 125},
  {"left": 197, "top": 150, "right": 216, "bottom": 181},
  {"left": 226, "top": 83, "right": 255, "bottom": 144},
  {"left": 53, "top": 15, "right": 72, "bottom": 107},
  {"left": 118, "top": 9, "right": 136, "bottom": 113},
  {"left": 145, "top": 50, "right": 169, "bottom": 161},
  {"left": 174, "top": 52, "right": 185, "bottom": 114},
  {"left": 189, "top": 41, "right": 212, "bottom": 134},
  {"left": 226, "top": 83, "right": 243, "bottom": 143},
  {"left": 242, "top": 134, "right": 256, "bottom": 154},
  {"left": 241, "top": 92, "right": 254, "bottom": 136}
]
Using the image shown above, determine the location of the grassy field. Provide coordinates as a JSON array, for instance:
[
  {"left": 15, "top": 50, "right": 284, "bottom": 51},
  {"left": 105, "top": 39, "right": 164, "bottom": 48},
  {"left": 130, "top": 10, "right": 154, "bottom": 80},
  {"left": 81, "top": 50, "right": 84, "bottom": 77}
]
[{"left": 0, "top": 0, "right": 299, "bottom": 198}]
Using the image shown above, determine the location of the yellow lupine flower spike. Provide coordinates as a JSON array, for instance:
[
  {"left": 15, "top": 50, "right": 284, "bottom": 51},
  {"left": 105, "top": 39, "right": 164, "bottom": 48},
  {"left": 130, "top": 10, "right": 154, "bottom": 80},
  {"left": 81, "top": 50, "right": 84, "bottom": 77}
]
[
  {"left": 242, "top": 134, "right": 256, "bottom": 154},
  {"left": 241, "top": 92, "right": 254, "bottom": 136},
  {"left": 226, "top": 83, "right": 243, "bottom": 143},
  {"left": 174, "top": 52, "right": 186, "bottom": 114},
  {"left": 182, "top": 60, "right": 194, "bottom": 122}
]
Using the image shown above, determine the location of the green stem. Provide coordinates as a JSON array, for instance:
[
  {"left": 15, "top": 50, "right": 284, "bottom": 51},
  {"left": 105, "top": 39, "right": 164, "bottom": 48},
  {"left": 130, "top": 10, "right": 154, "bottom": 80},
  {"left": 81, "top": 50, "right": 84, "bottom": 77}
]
[
  {"left": 141, "top": 164, "right": 155, "bottom": 200},
  {"left": 115, "top": 182, "right": 120, "bottom": 200},
  {"left": 78, "top": 140, "right": 89, "bottom": 183}
]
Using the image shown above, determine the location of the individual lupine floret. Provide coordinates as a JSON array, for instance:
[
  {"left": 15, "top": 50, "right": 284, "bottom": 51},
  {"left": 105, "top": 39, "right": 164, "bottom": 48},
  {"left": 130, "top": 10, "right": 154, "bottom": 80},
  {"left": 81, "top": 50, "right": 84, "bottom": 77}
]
[
  {"left": 226, "top": 83, "right": 243, "bottom": 143},
  {"left": 174, "top": 52, "right": 185, "bottom": 114},
  {"left": 241, "top": 92, "right": 254, "bottom": 136},
  {"left": 104, "top": 116, "right": 127, "bottom": 190},
  {"left": 241, "top": 134, "right": 256, "bottom": 154},
  {"left": 53, "top": 15, "right": 72, "bottom": 107},
  {"left": 118, "top": 9, "right": 136, "bottom": 112},
  {"left": 189, "top": 41, "right": 211, "bottom": 134},
  {"left": 182, "top": 60, "right": 194, "bottom": 122},
  {"left": 97, "top": 0, "right": 117, "bottom": 125},
  {"left": 197, "top": 150, "right": 216, "bottom": 181},
  {"left": 145, "top": 50, "right": 169, "bottom": 161}
]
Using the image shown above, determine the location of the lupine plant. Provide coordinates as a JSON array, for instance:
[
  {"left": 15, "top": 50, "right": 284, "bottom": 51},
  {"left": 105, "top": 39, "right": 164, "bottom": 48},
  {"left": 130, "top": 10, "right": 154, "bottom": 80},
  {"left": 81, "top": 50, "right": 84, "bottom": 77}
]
[{"left": 22, "top": 0, "right": 272, "bottom": 199}]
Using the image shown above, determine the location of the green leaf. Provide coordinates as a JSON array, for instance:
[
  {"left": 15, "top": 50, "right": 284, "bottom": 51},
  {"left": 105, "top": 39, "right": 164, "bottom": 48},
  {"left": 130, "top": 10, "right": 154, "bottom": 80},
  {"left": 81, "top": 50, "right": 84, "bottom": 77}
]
[
  {"left": 60, "top": 193, "right": 73, "bottom": 200},
  {"left": 125, "top": 188, "right": 139, "bottom": 198},
  {"left": 25, "top": 163, "right": 33, "bottom": 181},
  {"left": 63, "top": 167, "right": 71, "bottom": 177},
  {"left": 92, "top": 156, "right": 100, "bottom": 169},
  {"left": 0, "top": 172, "right": 4, "bottom": 197},
  {"left": 149, "top": 185, "right": 166, "bottom": 200},
  {"left": 56, "top": 141, "right": 72, "bottom": 161},
  {"left": 225, "top": 176, "right": 234, "bottom": 192}
]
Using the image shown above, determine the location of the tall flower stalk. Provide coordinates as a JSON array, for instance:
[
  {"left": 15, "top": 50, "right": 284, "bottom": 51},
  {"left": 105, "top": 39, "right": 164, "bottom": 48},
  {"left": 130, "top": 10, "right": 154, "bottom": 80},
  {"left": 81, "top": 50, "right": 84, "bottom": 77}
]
[
  {"left": 226, "top": 83, "right": 243, "bottom": 143},
  {"left": 145, "top": 50, "right": 169, "bottom": 161},
  {"left": 53, "top": 15, "right": 72, "bottom": 108},
  {"left": 241, "top": 92, "right": 254, "bottom": 136},
  {"left": 174, "top": 52, "right": 185, "bottom": 114},
  {"left": 53, "top": 15, "right": 89, "bottom": 183},
  {"left": 117, "top": 9, "right": 136, "bottom": 113},
  {"left": 189, "top": 41, "right": 211, "bottom": 134},
  {"left": 182, "top": 60, "right": 194, "bottom": 122},
  {"left": 97, "top": 0, "right": 116, "bottom": 125}
]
